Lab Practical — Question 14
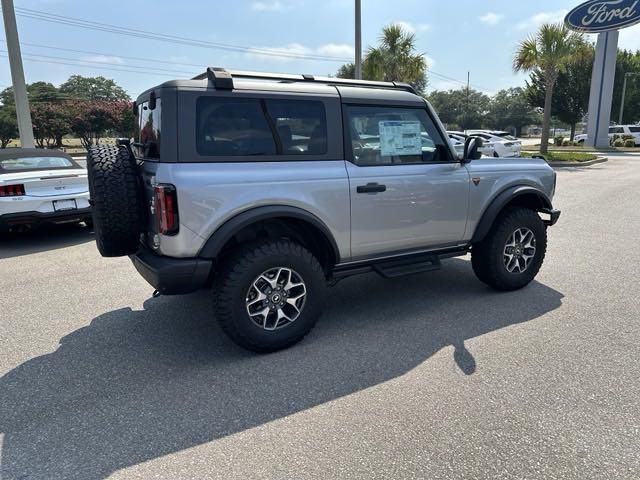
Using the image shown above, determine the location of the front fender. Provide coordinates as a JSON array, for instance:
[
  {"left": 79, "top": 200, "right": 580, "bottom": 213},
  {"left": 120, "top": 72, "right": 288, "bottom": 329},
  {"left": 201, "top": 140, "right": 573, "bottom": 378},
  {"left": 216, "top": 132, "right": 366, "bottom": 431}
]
[{"left": 471, "top": 186, "right": 554, "bottom": 243}]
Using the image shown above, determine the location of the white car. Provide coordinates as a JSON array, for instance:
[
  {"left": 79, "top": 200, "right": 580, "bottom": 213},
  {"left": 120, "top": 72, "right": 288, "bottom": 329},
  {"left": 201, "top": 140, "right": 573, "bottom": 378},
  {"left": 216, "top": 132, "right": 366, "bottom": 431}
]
[
  {"left": 0, "top": 149, "right": 91, "bottom": 232},
  {"left": 448, "top": 131, "right": 495, "bottom": 158},
  {"left": 466, "top": 130, "right": 522, "bottom": 158},
  {"left": 574, "top": 125, "right": 640, "bottom": 145}
]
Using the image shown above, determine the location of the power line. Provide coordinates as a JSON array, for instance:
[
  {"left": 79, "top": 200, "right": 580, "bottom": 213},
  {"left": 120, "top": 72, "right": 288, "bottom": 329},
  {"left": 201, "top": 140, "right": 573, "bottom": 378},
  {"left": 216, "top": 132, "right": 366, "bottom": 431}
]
[
  {"left": 11, "top": 7, "right": 351, "bottom": 62},
  {"left": 0, "top": 40, "right": 205, "bottom": 69},
  {"left": 4, "top": 7, "right": 491, "bottom": 93},
  {"left": 0, "top": 54, "right": 189, "bottom": 77},
  {"left": 0, "top": 49, "right": 197, "bottom": 76}
]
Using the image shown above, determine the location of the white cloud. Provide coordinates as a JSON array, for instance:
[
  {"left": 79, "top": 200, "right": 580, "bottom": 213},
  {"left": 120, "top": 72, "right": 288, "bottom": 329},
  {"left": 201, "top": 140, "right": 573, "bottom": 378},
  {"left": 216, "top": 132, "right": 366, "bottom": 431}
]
[
  {"left": 619, "top": 24, "right": 640, "bottom": 51},
  {"left": 251, "top": 1, "right": 286, "bottom": 11},
  {"left": 246, "top": 42, "right": 354, "bottom": 62},
  {"left": 393, "top": 21, "right": 431, "bottom": 34},
  {"left": 517, "top": 10, "right": 568, "bottom": 30},
  {"left": 316, "top": 43, "right": 355, "bottom": 58},
  {"left": 81, "top": 55, "right": 124, "bottom": 65},
  {"left": 479, "top": 12, "right": 504, "bottom": 26}
]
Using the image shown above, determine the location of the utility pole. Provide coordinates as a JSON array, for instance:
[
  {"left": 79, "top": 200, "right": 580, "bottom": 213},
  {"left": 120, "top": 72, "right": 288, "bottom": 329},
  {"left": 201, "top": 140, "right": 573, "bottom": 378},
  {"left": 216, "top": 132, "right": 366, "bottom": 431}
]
[
  {"left": 1, "top": 0, "right": 34, "bottom": 148},
  {"left": 354, "top": 0, "right": 362, "bottom": 80},
  {"left": 619, "top": 72, "right": 640, "bottom": 125}
]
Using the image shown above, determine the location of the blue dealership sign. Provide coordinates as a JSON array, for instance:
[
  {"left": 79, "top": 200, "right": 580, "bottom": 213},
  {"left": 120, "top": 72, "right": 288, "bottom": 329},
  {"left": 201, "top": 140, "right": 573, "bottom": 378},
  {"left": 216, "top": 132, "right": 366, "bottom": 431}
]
[{"left": 565, "top": 0, "right": 640, "bottom": 32}]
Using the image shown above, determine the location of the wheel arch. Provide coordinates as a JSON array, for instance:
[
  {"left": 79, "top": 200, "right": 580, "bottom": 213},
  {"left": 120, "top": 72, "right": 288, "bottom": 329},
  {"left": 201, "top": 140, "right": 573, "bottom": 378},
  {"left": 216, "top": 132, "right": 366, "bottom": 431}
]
[
  {"left": 471, "top": 186, "right": 552, "bottom": 243},
  {"left": 198, "top": 206, "right": 341, "bottom": 270}
]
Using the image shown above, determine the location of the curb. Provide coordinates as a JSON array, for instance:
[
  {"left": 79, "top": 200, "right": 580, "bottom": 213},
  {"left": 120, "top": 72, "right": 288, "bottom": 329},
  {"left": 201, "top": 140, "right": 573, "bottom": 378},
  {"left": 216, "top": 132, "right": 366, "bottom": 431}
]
[{"left": 548, "top": 156, "right": 608, "bottom": 168}]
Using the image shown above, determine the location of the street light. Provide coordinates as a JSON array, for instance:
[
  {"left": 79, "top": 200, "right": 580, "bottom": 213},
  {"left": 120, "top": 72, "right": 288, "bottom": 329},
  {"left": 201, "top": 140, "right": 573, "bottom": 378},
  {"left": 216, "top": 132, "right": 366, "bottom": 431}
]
[
  {"left": 355, "top": 0, "right": 362, "bottom": 80},
  {"left": 1, "top": 0, "right": 34, "bottom": 148},
  {"left": 618, "top": 72, "right": 640, "bottom": 125}
]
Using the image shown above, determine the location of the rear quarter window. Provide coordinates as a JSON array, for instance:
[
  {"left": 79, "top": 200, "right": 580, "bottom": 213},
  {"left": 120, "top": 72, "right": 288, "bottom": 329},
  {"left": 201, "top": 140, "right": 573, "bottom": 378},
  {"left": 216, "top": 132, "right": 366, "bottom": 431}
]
[{"left": 195, "top": 97, "right": 328, "bottom": 157}]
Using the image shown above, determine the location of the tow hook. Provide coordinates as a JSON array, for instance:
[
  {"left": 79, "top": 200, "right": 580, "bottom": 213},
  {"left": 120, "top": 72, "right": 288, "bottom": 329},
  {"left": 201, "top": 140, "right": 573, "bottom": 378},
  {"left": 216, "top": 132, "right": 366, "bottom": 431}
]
[{"left": 152, "top": 289, "right": 161, "bottom": 298}]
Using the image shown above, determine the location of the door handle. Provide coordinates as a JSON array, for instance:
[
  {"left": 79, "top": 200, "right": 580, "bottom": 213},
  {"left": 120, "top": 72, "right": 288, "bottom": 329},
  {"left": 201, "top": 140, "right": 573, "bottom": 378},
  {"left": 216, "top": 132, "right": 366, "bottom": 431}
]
[{"left": 357, "top": 183, "right": 387, "bottom": 194}]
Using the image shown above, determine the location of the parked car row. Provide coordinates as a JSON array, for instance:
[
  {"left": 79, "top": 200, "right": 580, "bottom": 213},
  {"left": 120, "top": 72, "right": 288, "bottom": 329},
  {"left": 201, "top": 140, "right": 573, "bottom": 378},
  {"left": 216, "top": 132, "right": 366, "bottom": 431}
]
[
  {"left": 574, "top": 125, "right": 640, "bottom": 146},
  {"left": 0, "top": 149, "right": 91, "bottom": 233},
  {"left": 447, "top": 130, "right": 522, "bottom": 158}
]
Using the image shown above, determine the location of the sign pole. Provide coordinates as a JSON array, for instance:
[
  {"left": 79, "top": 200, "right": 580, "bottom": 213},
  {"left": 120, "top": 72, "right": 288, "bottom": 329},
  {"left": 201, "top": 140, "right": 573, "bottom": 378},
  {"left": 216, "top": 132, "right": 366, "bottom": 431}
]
[
  {"left": 585, "top": 30, "right": 619, "bottom": 148},
  {"left": 355, "top": 0, "right": 362, "bottom": 80},
  {"left": 1, "top": 0, "right": 34, "bottom": 148}
]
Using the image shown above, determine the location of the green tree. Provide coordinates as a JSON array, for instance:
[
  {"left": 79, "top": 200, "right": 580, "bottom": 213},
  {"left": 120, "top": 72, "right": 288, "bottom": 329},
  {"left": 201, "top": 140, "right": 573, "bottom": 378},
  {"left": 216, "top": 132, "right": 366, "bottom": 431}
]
[
  {"left": 487, "top": 87, "right": 539, "bottom": 136},
  {"left": 514, "top": 23, "right": 587, "bottom": 153},
  {"left": 0, "top": 106, "right": 18, "bottom": 148},
  {"left": 611, "top": 49, "right": 640, "bottom": 124},
  {"left": 59, "top": 75, "right": 130, "bottom": 102},
  {"left": 337, "top": 24, "right": 428, "bottom": 94},
  {"left": 1, "top": 82, "right": 62, "bottom": 107},
  {"left": 525, "top": 46, "right": 594, "bottom": 141},
  {"left": 428, "top": 88, "right": 491, "bottom": 130}
]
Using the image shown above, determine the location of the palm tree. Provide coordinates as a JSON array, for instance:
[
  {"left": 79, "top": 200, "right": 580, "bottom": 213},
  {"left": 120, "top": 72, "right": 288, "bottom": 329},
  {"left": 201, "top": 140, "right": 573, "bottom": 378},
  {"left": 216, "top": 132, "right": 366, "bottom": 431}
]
[
  {"left": 337, "top": 24, "right": 428, "bottom": 94},
  {"left": 514, "top": 23, "right": 587, "bottom": 154}
]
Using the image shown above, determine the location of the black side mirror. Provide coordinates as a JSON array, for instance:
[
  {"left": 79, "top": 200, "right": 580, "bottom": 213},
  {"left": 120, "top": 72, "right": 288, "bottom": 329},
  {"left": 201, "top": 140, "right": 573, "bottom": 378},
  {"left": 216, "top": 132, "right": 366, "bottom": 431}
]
[{"left": 463, "top": 136, "right": 483, "bottom": 163}]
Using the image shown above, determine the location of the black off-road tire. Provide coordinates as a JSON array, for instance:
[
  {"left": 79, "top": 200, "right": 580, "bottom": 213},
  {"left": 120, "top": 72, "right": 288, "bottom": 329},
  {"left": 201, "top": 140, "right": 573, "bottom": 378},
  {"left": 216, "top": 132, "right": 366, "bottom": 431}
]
[
  {"left": 87, "top": 144, "right": 142, "bottom": 257},
  {"left": 212, "top": 240, "right": 326, "bottom": 353},
  {"left": 471, "top": 208, "right": 547, "bottom": 291}
]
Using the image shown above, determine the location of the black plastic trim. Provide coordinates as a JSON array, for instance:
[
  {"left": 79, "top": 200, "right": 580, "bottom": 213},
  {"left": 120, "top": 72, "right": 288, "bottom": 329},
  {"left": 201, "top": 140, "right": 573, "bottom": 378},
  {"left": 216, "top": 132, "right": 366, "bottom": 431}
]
[
  {"left": 0, "top": 207, "right": 92, "bottom": 229},
  {"left": 471, "top": 186, "right": 554, "bottom": 243},
  {"left": 198, "top": 206, "right": 340, "bottom": 263},
  {"left": 130, "top": 247, "right": 213, "bottom": 295}
]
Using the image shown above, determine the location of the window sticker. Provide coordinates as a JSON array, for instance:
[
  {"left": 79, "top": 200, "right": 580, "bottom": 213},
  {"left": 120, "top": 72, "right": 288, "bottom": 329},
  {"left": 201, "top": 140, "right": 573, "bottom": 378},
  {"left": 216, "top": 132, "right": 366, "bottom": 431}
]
[{"left": 379, "top": 121, "right": 422, "bottom": 157}]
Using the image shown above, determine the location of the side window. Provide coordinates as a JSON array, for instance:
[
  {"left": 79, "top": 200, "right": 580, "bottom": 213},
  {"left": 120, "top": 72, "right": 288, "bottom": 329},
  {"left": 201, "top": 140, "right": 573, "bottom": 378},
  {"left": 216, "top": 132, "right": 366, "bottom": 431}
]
[
  {"left": 136, "top": 99, "right": 161, "bottom": 159},
  {"left": 195, "top": 97, "right": 329, "bottom": 158},
  {"left": 345, "top": 105, "right": 451, "bottom": 166},
  {"left": 609, "top": 127, "right": 624, "bottom": 134},
  {"left": 196, "top": 97, "right": 276, "bottom": 156},
  {"left": 265, "top": 100, "right": 327, "bottom": 155},
  {"left": 629, "top": 126, "right": 640, "bottom": 133}
]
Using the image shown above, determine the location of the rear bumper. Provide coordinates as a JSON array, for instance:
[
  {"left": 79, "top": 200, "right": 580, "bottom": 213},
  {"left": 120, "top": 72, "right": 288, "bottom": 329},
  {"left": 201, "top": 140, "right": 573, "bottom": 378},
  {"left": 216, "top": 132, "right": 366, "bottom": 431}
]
[
  {"left": 130, "top": 246, "right": 212, "bottom": 295},
  {"left": 0, "top": 207, "right": 92, "bottom": 230}
]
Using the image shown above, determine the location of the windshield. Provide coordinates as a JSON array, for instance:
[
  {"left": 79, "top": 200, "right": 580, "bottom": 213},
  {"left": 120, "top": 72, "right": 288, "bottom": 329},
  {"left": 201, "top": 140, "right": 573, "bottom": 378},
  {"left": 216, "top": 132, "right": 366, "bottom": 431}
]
[{"left": 0, "top": 156, "right": 76, "bottom": 172}]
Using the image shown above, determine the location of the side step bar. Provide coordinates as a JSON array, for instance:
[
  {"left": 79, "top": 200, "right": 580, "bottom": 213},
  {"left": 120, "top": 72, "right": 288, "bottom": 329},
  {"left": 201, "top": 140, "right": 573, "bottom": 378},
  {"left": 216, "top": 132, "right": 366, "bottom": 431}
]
[
  {"left": 373, "top": 255, "right": 441, "bottom": 279},
  {"left": 331, "top": 248, "right": 467, "bottom": 282}
]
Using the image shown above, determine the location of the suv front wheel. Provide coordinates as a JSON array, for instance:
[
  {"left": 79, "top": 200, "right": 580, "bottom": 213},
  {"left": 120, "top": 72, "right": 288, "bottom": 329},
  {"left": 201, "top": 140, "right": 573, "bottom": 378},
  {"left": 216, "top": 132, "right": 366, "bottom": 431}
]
[
  {"left": 213, "top": 240, "right": 326, "bottom": 352},
  {"left": 471, "top": 208, "right": 547, "bottom": 291}
]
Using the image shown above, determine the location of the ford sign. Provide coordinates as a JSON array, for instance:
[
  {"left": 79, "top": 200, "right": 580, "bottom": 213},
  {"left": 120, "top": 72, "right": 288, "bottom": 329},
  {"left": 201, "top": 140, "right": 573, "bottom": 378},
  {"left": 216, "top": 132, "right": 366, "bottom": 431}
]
[{"left": 565, "top": 0, "right": 640, "bottom": 32}]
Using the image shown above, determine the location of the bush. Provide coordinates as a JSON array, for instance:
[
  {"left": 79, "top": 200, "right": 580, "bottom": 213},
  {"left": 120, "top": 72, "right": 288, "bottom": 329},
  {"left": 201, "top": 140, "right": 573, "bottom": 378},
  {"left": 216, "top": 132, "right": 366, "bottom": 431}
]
[
  {"left": 554, "top": 136, "right": 564, "bottom": 146},
  {"left": 613, "top": 138, "right": 626, "bottom": 147},
  {"left": 562, "top": 140, "right": 571, "bottom": 146},
  {"left": 624, "top": 139, "right": 636, "bottom": 148}
]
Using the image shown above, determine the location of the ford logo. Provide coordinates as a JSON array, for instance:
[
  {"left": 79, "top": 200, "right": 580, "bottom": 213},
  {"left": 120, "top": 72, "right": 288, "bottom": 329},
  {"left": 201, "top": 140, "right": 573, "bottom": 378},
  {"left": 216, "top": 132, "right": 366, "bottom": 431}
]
[{"left": 566, "top": 0, "right": 640, "bottom": 32}]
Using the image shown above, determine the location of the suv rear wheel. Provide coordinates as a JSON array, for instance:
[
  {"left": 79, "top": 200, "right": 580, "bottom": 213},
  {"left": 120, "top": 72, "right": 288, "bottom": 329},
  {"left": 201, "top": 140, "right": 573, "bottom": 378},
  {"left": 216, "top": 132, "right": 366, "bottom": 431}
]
[
  {"left": 471, "top": 208, "right": 547, "bottom": 291},
  {"left": 212, "top": 239, "right": 325, "bottom": 352}
]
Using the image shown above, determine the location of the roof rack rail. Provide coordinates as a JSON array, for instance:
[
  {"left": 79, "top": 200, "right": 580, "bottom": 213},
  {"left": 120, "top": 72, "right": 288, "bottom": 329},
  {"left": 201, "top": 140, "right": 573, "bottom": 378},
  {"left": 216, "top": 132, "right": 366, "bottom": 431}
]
[{"left": 193, "top": 67, "right": 417, "bottom": 95}]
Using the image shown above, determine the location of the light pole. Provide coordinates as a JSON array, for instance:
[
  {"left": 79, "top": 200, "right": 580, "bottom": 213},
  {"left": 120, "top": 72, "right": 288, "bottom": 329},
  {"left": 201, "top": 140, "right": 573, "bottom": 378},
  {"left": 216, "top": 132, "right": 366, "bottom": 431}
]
[
  {"left": 619, "top": 72, "right": 640, "bottom": 125},
  {"left": 354, "top": 0, "right": 362, "bottom": 80},
  {"left": 1, "top": 0, "right": 34, "bottom": 148}
]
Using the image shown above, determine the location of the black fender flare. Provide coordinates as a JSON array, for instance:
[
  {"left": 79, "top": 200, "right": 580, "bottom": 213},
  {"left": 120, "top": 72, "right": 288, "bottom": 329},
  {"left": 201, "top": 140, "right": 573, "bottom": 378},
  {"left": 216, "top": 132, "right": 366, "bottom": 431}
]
[
  {"left": 198, "top": 205, "right": 340, "bottom": 262},
  {"left": 471, "top": 186, "right": 553, "bottom": 243}
]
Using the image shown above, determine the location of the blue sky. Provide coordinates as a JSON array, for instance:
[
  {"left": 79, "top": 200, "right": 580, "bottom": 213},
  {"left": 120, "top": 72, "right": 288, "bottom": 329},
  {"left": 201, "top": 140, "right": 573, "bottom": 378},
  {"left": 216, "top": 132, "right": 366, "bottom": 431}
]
[{"left": 1, "top": 0, "right": 640, "bottom": 98}]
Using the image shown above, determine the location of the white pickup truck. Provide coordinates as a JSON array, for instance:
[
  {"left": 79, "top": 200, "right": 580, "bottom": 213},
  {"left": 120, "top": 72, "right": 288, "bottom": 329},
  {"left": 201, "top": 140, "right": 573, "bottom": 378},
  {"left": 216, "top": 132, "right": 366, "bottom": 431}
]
[{"left": 575, "top": 125, "right": 640, "bottom": 146}]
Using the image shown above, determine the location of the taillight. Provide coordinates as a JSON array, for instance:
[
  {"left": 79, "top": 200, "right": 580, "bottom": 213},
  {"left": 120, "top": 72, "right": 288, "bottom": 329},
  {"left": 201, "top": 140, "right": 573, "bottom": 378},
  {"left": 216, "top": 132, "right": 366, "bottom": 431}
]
[
  {"left": 154, "top": 184, "right": 179, "bottom": 235},
  {"left": 0, "top": 184, "right": 26, "bottom": 197}
]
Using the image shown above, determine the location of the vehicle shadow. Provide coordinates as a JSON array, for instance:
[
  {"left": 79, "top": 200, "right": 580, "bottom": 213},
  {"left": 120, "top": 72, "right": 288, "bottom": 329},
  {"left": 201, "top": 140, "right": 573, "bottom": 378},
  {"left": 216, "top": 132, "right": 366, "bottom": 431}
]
[
  {"left": 0, "top": 223, "right": 93, "bottom": 259},
  {"left": 0, "top": 259, "right": 563, "bottom": 479}
]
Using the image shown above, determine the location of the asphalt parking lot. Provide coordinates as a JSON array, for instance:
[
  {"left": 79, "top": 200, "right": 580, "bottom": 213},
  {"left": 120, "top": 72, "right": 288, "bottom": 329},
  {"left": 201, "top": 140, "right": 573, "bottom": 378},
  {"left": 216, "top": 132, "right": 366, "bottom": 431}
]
[{"left": 1, "top": 154, "right": 639, "bottom": 479}]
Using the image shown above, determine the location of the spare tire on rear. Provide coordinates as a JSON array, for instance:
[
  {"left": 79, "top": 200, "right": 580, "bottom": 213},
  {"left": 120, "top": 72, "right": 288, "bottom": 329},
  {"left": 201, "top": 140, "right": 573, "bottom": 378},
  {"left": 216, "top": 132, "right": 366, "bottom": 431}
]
[{"left": 87, "top": 144, "right": 143, "bottom": 257}]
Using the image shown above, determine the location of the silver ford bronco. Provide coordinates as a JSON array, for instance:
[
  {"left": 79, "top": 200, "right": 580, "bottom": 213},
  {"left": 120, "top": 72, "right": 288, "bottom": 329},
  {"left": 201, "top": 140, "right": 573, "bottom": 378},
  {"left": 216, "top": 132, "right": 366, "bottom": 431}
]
[{"left": 87, "top": 67, "right": 560, "bottom": 352}]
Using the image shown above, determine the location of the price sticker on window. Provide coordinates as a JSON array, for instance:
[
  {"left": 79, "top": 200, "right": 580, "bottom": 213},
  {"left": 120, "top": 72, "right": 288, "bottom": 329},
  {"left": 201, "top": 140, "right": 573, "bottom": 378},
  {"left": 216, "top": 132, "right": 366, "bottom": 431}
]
[{"left": 379, "top": 121, "right": 422, "bottom": 157}]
